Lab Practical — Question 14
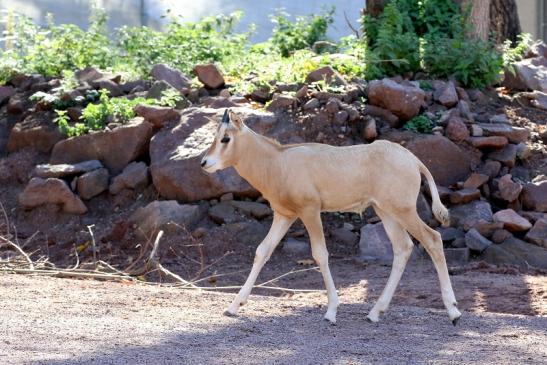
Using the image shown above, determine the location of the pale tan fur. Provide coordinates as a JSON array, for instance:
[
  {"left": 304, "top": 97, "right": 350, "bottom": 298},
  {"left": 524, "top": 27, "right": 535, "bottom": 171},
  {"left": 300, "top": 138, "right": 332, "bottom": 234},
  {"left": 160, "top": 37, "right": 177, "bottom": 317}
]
[{"left": 201, "top": 110, "right": 461, "bottom": 324}]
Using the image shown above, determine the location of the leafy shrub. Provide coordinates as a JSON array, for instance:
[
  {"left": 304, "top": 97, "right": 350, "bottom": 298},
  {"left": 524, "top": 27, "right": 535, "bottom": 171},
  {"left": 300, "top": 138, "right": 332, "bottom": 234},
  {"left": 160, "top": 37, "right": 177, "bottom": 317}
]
[
  {"left": 404, "top": 115, "right": 434, "bottom": 133},
  {"left": 270, "top": 7, "right": 334, "bottom": 57}
]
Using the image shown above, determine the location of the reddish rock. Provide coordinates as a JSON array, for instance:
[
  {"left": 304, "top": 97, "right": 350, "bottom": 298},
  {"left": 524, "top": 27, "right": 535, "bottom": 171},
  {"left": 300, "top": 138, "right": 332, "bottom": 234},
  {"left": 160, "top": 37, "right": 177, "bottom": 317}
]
[
  {"left": 488, "top": 144, "right": 517, "bottom": 167},
  {"left": 493, "top": 209, "right": 532, "bottom": 232},
  {"left": 150, "top": 107, "right": 277, "bottom": 201},
  {"left": 306, "top": 66, "right": 347, "bottom": 86},
  {"left": 445, "top": 117, "right": 469, "bottom": 142},
  {"left": 449, "top": 200, "right": 493, "bottom": 230},
  {"left": 469, "top": 136, "right": 508, "bottom": 149},
  {"left": 151, "top": 63, "right": 191, "bottom": 90},
  {"left": 368, "top": 78, "right": 425, "bottom": 121},
  {"left": 473, "top": 220, "right": 504, "bottom": 238},
  {"left": 478, "top": 123, "right": 529, "bottom": 143},
  {"left": 266, "top": 93, "right": 297, "bottom": 112},
  {"left": 19, "top": 177, "right": 87, "bottom": 214},
  {"left": 478, "top": 160, "right": 502, "bottom": 179},
  {"left": 503, "top": 57, "right": 547, "bottom": 92},
  {"left": 134, "top": 104, "right": 180, "bottom": 128},
  {"left": 498, "top": 174, "right": 522, "bottom": 202},
  {"left": 193, "top": 64, "right": 225, "bottom": 89},
  {"left": 404, "top": 135, "right": 471, "bottom": 186},
  {"left": 303, "top": 98, "right": 320, "bottom": 111},
  {"left": 34, "top": 160, "right": 103, "bottom": 179},
  {"left": 521, "top": 181, "right": 547, "bottom": 212},
  {"left": 7, "top": 112, "right": 64, "bottom": 153},
  {"left": 109, "top": 162, "right": 149, "bottom": 194},
  {"left": 450, "top": 188, "right": 481, "bottom": 204},
  {"left": 492, "top": 229, "right": 512, "bottom": 244},
  {"left": 50, "top": 118, "right": 153, "bottom": 174},
  {"left": 525, "top": 219, "right": 547, "bottom": 248},
  {"left": 0, "top": 85, "right": 15, "bottom": 105},
  {"left": 90, "top": 78, "right": 123, "bottom": 97},
  {"left": 463, "top": 173, "right": 489, "bottom": 189},
  {"left": 76, "top": 168, "right": 109, "bottom": 200},
  {"left": 362, "top": 117, "right": 377, "bottom": 141},
  {"left": 364, "top": 105, "right": 400, "bottom": 128},
  {"left": 75, "top": 66, "right": 103, "bottom": 83},
  {"left": 334, "top": 110, "right": 348, "bottom": 124},
  {"left": 433, "top": 80, "right": 458, "bottom": 107}
]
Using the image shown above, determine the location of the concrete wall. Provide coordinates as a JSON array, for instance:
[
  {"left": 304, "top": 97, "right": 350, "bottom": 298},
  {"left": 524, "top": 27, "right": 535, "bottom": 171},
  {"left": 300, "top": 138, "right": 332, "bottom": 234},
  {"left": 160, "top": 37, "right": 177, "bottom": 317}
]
[{"left": 516, "top": 0, "right": 539, "bottom": 39}]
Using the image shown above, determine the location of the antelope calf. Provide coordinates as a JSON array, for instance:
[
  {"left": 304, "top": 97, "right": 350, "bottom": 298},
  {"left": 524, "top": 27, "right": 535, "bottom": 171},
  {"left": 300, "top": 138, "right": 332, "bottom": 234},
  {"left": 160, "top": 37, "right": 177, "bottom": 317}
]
[{"left": 201, "top": 109, "right": 461, "bottom": 325}]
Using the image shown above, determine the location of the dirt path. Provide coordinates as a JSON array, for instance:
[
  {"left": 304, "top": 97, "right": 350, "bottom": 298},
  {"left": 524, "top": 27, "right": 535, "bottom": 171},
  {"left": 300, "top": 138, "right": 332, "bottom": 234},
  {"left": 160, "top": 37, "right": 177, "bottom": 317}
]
[{"left": 1, "top": 273, "right": 546, "bottom": 365}]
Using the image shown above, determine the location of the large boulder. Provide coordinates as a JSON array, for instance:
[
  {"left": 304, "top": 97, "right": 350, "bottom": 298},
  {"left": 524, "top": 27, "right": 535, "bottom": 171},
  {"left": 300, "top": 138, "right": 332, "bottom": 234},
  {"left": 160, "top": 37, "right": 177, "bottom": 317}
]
[
  {"left": 404, "top": 135, "right": 472, "bottom": 186},
  {"left": 7, "top": 112, "right": 64, "bottom": 153},
  {"left": 19, "top": 177, "right": 87, "bottom": 214},
  {"left": 481, "top": 237, "right": 547, "bottom": 270},
  {"left": 449, "top": 200, "right": 493, "bottom": 230},
  {"left": 151, "top": 64, "right": 191, "bottom": 90},
  {"left": 525, "top": 219, "right": 547, "bottom": 248},
  {"left": 503, "top": 57, "right": 547, "bottom": 92},
  {"left": 150, "top": 107, "right": 276, "bottom": 202},
  {"left": 129, "top": 200, "right": 204, "bottom": 238},
  {"left": 193, "top": 64, "right": 225, "bottom": 89},
  {"left": 50, "top": 118, "right": 153, "bottom": 174},
  {"left": 34, "top": 160, "right": 103, "bottom": 179},
  {"left": 368, "top": 78, "right": 425, "bottom": 121},
  {"left": 521, "top": 181, "right": 547, "bottom": 212},
  {"left": 492, "top": 209, "right": 532, "bottom": 232}
]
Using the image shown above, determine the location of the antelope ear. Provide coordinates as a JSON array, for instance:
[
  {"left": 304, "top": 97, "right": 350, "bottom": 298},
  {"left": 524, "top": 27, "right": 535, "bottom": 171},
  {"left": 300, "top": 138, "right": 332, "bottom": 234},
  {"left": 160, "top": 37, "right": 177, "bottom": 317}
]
[
  {"left": 228, "top": 109, "right": 243, "bottom": 130},
  {"left": 221, "top": 109, "right": 229, "bottom": 124}
]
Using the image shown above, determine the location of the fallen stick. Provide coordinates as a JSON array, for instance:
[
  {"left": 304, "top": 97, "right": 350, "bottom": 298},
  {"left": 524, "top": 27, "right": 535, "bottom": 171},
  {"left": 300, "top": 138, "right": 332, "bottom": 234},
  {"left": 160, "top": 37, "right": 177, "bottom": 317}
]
[{"left": 0, "top": 236, "right": 34, "bottom": 270}]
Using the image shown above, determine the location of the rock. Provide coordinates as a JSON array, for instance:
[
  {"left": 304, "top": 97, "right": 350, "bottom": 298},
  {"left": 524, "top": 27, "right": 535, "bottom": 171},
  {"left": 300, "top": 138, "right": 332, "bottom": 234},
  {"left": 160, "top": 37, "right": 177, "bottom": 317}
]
[
  {"left": 359, "top": 222, "right": 392, "bottom": 263},
  {"left": 134, "top": 104, "right": 180, "bottom": 128},
  {"left": 522, "top": 181, "right": 547, "bottom": 212},
  {"left": 77, "top": 168, "right": 109, "bottom": 200},
  {"left": 450, "top": 200, "right": 493, "bottom": 230},
  {"left": 525, "top": 219, "right": 547, "bottom": 248},
  {"left": 330, "top": 227, "right": 359, "bottom": 245},
  {"left": 50, "top": 118, "right": 153, "bottom": 174},
  {"left": 458, "top": 100, "right": 474, "bottom": 121},
  {"left": 503, "top": 57, "right": 547, "bottom": 92},
  {"left": 282, "top": 238, "right": 310, "bottom": 255},
  {"left": 474, "top": 220, "right": 504, "bottom": 238},
  {"left": 478, "top": 160, "right": 502, "bottom": 179},
  {"left": 416, "top": 193, "right": 434, "bottom": 223},
  {"left": 478, "top": 123, "right": 529, "bottom": 143},
  {"left": 226, "top": 221, "right": 268, "bottom": 245},
  {"left": 208, "top": 202, "right": 238, "bottom": 224},
  {"left": 109, "top": 162, "right": 149, "bottom": 194},
  {"left": 303, "top": 98, "right": 320, "bottom": 111},
  {"left": 445, "top": 117, "right": 469, "bottom": 142},
  {"left": 266, "top": 93, "right": 297, "bottom": 112},
  {"left": 150, "top": 107, "right": 275, "bottom": 201},
  {"left": 151, "top": 63, "right": 191, "bottom": 90},
  {"left": 492, "top": 229, "right": 512, "bottom": 244},
  {"left": 34, "top": 160, "right": 103, "bottom": 179},
  {"left": 493, "top": 209, "right": 532, "bottom": 232},
  {"left": 19, "top": 177, "right": 87, "bottom": 214},
  {"left": 306, "top": 66, "right": 347, "bottom": 86},
  {"left": 295, "top": 85, "right": 308, "bottom": 99},
  {"left": 490, "top": 114, "right": 510, "bottom": 124},
  {"left": 7, "top": 93, "right": 26, "bottom": 114},
  {"left": 487, "top": 144, "right": 517, "bottom": 167},
  {"left": 325, "top": 99, "right": 340, "bottom": 114},
  {"left": 515, "top": 142, "right": 531, "bottom": 160},
  {"left": 90, "top": 78, "right": 123, "bottom": 97},
  {"left": 443, "top": 247, "right": 469, "bottom": 265},
  {"left": 334, "top": 110, "right": 348, "bottom": 124},
  {"left": 364, "top": 105, "right": 400, "bottom": 128},
  {"left": 193, "top": 64, "right": 225, "bottom": 89},
  {"left": 498, "top": 174, "right": 522, "bottom": 202},
  {"left": 405, "top": 135, "right": 471, "bottom": 186},
  {"left": 220, "top": 193, "right": 234, "bottom": 202},
  {"left": 146, "top": 80, "right": 173, "bottom": 100},
  {"left": 481, "top": 237, "right": 547, "bottom": 270},
  {"left": 463, "top": 173, "right": 489, "bottom": 189},
  {"left": 130, "top": 200, "right": 203, "bottom": 238},
  {"left": 436, "top": 227, "right": 464, "bottom": 242},
  {"left": 230, "top": 201, "right": 272, "bottom": 219},
  {"left": 7, "top": 112, "right": 64, "bottom": 153},
  {"left": 0, "top": 86, "right": 15, "bottom": 105},
  {"left": 450, "top": 188, "right": 481, "bottom": 204},
  {"left": 522, "top": 90, "right": 547, "bottom": 111},
  {"left": 362, "top": 117, "right": 377, "bottom": 141},
  {"left": 469, "top": 136, "right": 508, "bottom": 149},
  {"left": 368, "top": 78, "right": 425, "bottom": 121},
  {"left": 433, "top": 80, "right": 458, "bottom": 107},
  {"left": 75, "top": 66, "right": 103, "bottom": 83},
  {"left": 470, "top": 124, "right": 483, "bottom": 137},
  {"left": 465, "top": 228, "right": 492, "bottom": 252}
]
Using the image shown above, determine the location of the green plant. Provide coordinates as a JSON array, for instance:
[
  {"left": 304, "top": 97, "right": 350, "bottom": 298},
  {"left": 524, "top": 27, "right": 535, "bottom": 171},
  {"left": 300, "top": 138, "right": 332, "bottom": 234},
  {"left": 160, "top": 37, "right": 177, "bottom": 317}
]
[
  {"left": 502, "top": 33, "right": 532, "bottom": 73},
  {"left": 158, "top": 89, "right": 183, "bottom": 107},
  {"left": 404, "top": 115, "right": 433, "bottom": 133},
  {"left": 270, "top": 7, "right": 335, "bottom": 57}
]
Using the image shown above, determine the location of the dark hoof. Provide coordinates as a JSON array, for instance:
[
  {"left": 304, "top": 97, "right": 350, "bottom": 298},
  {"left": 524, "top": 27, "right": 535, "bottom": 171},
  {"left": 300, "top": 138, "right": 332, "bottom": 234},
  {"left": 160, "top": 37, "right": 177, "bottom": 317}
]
[
  {"left": 452, "top": 316, "right": 461, "bottom": 326},
  {"left": 223, "top": 310, "right": 238, "bottom": 317}
]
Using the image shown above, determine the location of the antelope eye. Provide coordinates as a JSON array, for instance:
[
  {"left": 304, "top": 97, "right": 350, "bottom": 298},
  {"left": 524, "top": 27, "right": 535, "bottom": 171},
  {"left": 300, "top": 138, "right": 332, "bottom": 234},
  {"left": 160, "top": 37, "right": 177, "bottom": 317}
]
[{"left": 220, "top": 135, "right": 230, "bottom": 144}]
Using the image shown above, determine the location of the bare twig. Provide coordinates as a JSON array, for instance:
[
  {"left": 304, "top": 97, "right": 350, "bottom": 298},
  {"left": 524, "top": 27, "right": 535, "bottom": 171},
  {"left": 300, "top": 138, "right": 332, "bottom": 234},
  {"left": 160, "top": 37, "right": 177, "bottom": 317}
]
[
  {"left": 0, "top": 235, "right": 34, "bottom": 270},
  {"left": 87, "top": 225, "right": 98, "bottom": 268},
  {"left": 344, "top": 11, "right": 360, "bottom": 38}
]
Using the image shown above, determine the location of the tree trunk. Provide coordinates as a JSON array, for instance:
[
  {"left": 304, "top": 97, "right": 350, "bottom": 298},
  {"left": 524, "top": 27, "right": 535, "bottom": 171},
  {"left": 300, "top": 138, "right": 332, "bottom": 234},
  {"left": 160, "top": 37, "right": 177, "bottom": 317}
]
[
  {"left": 462, "top": 0, "right": 492, "bottom": 41},
  {"left": 365, "top": 0, "right": 389, "bottom": 17},
  {"left": 490, "top": 0, "right": 522, "bottom": 44}
]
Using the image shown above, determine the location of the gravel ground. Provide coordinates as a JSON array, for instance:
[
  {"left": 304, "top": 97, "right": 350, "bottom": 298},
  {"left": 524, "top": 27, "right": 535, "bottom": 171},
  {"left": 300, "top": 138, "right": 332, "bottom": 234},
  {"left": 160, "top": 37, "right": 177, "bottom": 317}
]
[{"left": 0, "top": 273, "right": 546, "bottom": 365}]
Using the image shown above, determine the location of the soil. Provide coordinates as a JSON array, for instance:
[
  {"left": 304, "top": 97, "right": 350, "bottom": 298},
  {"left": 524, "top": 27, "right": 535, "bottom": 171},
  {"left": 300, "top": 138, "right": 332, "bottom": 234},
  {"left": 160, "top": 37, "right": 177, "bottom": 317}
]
[{"left": 0, "top": 271, "right": 546, "bottom": 365}]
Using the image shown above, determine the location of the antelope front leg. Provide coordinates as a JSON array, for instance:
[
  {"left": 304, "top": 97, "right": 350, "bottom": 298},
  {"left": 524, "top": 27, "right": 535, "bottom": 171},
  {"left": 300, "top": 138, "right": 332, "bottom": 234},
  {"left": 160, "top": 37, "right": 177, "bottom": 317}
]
[
  {"left": 301, "top": 210, "right": 339, "bottom": 324},
  {"left": 224, "top": 212, "right": 295, "bottom": 316}
]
